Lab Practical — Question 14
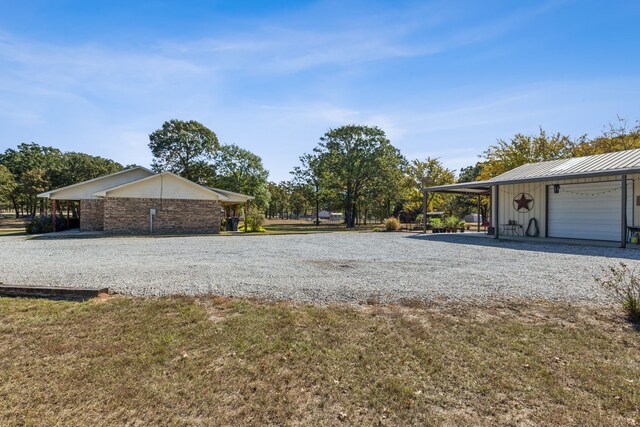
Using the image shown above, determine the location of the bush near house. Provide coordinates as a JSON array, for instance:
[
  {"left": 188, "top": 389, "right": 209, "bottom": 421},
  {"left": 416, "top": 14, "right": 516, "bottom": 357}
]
[
  {"left": 241, "top": 207, "right": 266, "bottom": 232},
  {"left": 24, "top": 215, "right": 74, "bottom": 234}
]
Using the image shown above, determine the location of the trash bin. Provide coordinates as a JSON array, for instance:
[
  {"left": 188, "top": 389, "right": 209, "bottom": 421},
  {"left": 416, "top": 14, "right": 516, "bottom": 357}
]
[
  {"left": 226, "top": 217, "right": 233, "bottom": 231},
  {"left": 231, "top": 217, "right": 240, "bottom": 231}
]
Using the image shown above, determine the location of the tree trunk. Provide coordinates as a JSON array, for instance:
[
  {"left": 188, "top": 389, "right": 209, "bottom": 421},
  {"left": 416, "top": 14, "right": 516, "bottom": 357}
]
[{"left": 11, "top": 197, "right": 19, "bottom": 218}]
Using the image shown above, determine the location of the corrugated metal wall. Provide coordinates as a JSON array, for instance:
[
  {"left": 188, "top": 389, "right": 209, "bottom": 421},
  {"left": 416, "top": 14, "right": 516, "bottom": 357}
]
[{"left": 494, "top": 174, "right": 639, "bottom": 238}]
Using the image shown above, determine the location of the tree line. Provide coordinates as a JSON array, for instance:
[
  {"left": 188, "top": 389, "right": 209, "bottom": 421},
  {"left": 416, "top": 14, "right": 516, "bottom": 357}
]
[
  {"left": 0, "top": 145, "right": 123, "bottom": 217},
  {"left": 1, "top": 117, "right": 639, "bottom": 225}
]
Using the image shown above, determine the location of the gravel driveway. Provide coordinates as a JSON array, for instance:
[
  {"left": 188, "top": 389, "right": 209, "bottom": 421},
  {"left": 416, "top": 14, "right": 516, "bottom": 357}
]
[{"left": 2, "top": 232, "right": 639, "bottom": 304}]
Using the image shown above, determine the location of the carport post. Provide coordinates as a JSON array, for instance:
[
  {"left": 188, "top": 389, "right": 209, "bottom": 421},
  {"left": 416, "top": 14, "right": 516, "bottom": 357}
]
[
  {"left": 621, "top": 174, "right": 627, "bottom": 248},
  {"left": 52, "top": 199, "right": 56, "bottom": 232},
  {"left": 244, "top": 201, "right": 249, "bottom": 233},
  {"left": 477, "top": 195, "right": 481, "bottom": 232},
  {"left": 422, "top": 189, "right": 428, "bottom": 233},
  {"left": 494, "top": 185, "right": 499, "bottom": 239}
]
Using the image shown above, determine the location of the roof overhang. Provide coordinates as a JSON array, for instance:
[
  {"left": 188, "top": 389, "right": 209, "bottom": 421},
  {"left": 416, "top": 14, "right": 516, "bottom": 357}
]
[
  {"left": 421, "top": 182, "right": 491, "bottom": 195},
  {"left": 422, "top": 167, "right": 640, "bottom": 194},
  {"left": 206, "top": 187, "right": 255, "bottom": 203}
]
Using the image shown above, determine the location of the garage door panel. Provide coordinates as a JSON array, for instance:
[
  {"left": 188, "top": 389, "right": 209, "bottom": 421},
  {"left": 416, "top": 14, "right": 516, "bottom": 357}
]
[{"left": 548, "top": 181, "right": 633, "bottom": 241}]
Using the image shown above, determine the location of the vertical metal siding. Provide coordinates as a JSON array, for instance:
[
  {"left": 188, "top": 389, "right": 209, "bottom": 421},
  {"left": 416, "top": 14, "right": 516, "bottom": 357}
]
[{"left": 497, "top": 174, "right": 639, "bottom": 240}]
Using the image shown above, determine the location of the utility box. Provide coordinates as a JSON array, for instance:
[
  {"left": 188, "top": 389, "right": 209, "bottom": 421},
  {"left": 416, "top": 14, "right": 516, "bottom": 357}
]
[{"left": 149, "top": 208, "right": 157, "bottom": 234}]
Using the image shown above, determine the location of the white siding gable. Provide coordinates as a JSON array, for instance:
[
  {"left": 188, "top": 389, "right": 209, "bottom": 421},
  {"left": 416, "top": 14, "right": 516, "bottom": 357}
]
[
  {"left": 45, "top": 168, "right": 154, "bottom": 200},
  {"left": 101, "top": 173, "right": 223, "bottom": 200}
]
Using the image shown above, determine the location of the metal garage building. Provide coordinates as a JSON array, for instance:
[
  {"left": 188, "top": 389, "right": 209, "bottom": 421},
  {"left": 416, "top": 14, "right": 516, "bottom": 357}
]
[{"left": 422, "top": 148, "right": 640, "bottom": 247}]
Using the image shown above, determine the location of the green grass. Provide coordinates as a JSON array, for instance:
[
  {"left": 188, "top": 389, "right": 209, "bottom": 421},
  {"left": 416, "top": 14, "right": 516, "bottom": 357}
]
[
  {"left": 0, "top": 227, "right": 24, "bottom": 236},
  {"left": 263, "top": 223, "right": 375, "bottom": 234},
  {"left": 0, "top": 296, "right": 638, "bottom": 426}
]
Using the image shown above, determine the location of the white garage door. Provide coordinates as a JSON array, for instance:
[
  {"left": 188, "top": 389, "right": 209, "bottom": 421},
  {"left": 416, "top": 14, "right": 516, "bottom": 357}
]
[{"left": 548, "top": 180, "right": 633, "bottom": 241}]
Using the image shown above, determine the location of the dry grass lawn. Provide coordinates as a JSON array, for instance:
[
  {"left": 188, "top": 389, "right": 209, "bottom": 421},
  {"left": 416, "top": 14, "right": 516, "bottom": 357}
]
[
  {"left": 0, "top": 296, "right": 638, "bottom": 426},
  {"left": 0, "top": 217, "right": 24, "bottom": 236}
]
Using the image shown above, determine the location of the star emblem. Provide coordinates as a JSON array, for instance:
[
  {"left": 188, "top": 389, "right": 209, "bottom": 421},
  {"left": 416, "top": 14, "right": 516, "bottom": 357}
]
[{"left": 513, "top": 193, "right": 533, "bottom": 212}]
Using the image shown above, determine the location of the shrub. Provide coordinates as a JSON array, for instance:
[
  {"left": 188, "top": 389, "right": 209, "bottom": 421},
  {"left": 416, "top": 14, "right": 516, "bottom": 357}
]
[
  {"left": 595, "top": 262, "right": 640, "bottom": 321},
  {"left": 444, "top": 216, "right": 460, "bottom": 229},
  {"left": 430, "top": 218, "right": 443, "bottom": 229},
  {"left": 383, "top": 217, "right": 401, "bottom": 231},
  {"left": 243, "top": 207, "right": 266, "bottom": 232},
  {"left": 24, "top": 215, "right": 68, "bottom": 234}
]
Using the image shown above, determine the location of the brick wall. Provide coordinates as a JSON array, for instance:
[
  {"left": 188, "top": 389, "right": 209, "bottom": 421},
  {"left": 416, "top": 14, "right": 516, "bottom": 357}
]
[
  {"left": 103, "top": 198, "right": 222, "bottom": 234},
  {"left": 80, "top": 199, "right": 104, "bottom": 231}
]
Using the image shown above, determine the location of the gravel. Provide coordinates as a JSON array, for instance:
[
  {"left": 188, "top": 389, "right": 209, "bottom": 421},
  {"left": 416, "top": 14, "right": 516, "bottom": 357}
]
[{"left": 2, "top": 232, "right": 639, "bottom": 304}]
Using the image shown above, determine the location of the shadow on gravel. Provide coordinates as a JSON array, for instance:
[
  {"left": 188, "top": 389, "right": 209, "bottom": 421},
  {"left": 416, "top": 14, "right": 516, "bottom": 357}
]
[{"left": 406, "top": 233, "right": 640, "bottom": 260}]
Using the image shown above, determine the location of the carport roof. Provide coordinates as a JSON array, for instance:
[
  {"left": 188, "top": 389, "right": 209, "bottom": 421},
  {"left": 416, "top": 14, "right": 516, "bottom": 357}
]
[{"left": 423, "top": 148, "right": 640, "bottom": 194}]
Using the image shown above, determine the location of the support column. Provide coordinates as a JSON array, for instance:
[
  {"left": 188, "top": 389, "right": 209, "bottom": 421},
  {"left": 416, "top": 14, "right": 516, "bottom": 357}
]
[
  {"left": 494, "top": 185, "right": 500, "bottom": 239},
  {"left": 244, "top": 201, "right": 249, "bottom": 233},
  {"left": 52, "top": 199, "right": 57, "bottom": 232},
  {"left": 422, "top": 190, "right": 428, "bottom": 233},
  {"left": 476, "top": 195, "right": 480, "bottom": 232},
  {"left": 621, "top": 174, "right": 627, "bottom": 248},
  {"left": 66, "top": 201, "right": 70, "bottom": 229}
]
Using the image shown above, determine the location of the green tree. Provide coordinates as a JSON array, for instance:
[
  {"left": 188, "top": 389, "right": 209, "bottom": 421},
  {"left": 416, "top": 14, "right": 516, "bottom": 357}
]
[
  {"left": 148, "top": 119, "right": 219, "bottom": 182},
  {"left": 406, "top": 157, "right": 455, "bottom": 213},
  {"left": 479, "top": 128, "right": 575, "bottom": 180},
  {"left": 363, "top": 149, "right": 408, "bottom": 222},
  {"left": 20, "top": 168, "right": 49, "bottom": 215},
  {"left": 443, "top": 163, "right": 488, "bottom": 220},
  {"left": 574, "top": 116, "right": 640, "bottom": 156},
  {"left": 58, "top": 152, "right": 123, "bottom": 186},
  {"left": 289, "top": 183, "right": 309, "bottom": 218},
  {"left": 312, "top": 125, "right": 401, "bottom": 228},
  {"left": 0, "top": 165, "right": 16, "bottom": 207},
  {"left": 0, "top": 143, "right": 64, "bottom": 217},
  {"left": 209, "top": 144, "right": 271, "bottom": 209},
  {"left": 292, "top": 153, "right": 325, "bottom": 225}
]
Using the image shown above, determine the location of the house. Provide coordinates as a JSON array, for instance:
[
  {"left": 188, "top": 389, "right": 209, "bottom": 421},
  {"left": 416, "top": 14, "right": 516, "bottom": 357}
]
[
  {"left": 316, "top": 210, "right": 344, "bottom": 222},
  {"left": 422, "top": 148, "right": 640, "bottom": 247},
  {"left": 317, "top": 210, "right": 331, "bottom": 220},
  {"left": 37, "top": 167, "right": 253, "bottom": 234}
]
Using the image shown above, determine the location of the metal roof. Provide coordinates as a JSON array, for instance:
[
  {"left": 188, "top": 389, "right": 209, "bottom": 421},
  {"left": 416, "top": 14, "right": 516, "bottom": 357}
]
[{"left": 423, "top": 148, "right": 640, "bottom": 193}]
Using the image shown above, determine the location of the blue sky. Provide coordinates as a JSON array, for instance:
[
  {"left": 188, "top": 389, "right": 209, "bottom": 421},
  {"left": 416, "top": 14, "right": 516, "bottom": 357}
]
[{"left": 1, "top": 0, "right": 639, "bottom": 181}]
